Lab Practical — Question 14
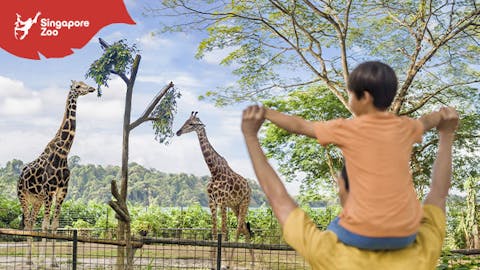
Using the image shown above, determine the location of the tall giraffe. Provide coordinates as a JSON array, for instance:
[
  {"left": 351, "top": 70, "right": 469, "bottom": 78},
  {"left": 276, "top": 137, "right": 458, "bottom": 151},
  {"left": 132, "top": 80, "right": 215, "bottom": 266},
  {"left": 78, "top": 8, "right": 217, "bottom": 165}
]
[
  {"left": 176, "top": 112, "right": 254, "bottom": 267},
  {"left": 17, "top": 80, "right": 96, "bottom": 265}
]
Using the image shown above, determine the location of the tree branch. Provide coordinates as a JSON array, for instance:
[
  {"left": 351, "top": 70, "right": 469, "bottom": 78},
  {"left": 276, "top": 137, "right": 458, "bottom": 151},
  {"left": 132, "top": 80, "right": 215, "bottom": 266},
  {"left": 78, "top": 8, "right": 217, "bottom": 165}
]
[
  {"left": 108, "top": 200, "right": 130, "bottom": 223},
  {"left": 129, "top": 82, "right": 175, "bottom": 131},
  {"left": 400, "top": 79, "right": 480, "bottom": 115},
  {"left": 392, "top": 7, "right": 480, "bottom": 113},
  {"left": 110, "top": 70, "right": 130, "bottom": 85},
  {"left": 111, "top": 180, "right": 122, "bottom": 202}
]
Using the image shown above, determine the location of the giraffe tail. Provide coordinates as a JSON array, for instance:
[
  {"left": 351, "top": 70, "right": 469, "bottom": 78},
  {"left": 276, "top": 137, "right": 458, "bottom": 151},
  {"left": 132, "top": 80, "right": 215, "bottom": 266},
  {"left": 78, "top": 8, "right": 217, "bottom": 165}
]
[
  {"left": 20, "top": 213, "right": 25, "bottom": 229},
  {"left": 246, "top": 221, "right": 254, "bottom": 237}
]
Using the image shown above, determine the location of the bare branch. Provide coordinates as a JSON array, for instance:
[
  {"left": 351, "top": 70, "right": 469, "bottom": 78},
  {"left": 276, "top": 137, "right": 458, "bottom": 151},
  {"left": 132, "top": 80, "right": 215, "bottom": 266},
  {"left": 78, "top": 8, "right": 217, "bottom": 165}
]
[
  {"left": 108, "top": 200, "right": 130, "bottom": 222},
  {"left": 392, "top": 7, "right": 480, "bottom": 113},
  {"left": 111, "top": 180, "right": 122, "bottom": 202},
  {"left": 400, "top": 79, "right": 480, "bottom": 115}
]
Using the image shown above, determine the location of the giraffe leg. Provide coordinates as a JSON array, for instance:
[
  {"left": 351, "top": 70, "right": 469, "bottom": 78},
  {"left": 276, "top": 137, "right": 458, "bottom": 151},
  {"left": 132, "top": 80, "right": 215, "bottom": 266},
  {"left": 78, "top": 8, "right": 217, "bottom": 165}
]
[
  {"left": 229, "top": 206, "right": 240, "bottom": 265},
  {"left": 26, "top": 200, "right": 43, "bottom": 265},
  {"left": 40, "top": 194, "right": 54, "bottom": 266},
  {"left": 209, "top": 201, "right": 218, "bottom": 270},
  {"left": 220, "top": 205, "right": 229, "bottom": 269},
  {"left": 49, "top": 188, "right": 67, "bottom": 267},
  {"left": 19, "top": 197, "right": 33, "bottom": 265},
  {"left": 238, "top": 200, "right": 255, "bottom": 267}
]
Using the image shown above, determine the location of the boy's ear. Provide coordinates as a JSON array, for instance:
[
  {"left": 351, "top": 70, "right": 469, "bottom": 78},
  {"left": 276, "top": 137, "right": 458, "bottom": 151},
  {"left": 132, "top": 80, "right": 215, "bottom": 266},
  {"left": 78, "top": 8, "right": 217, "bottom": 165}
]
[{"left": 361, "top": 91, "right": 374, "bottom": 104}]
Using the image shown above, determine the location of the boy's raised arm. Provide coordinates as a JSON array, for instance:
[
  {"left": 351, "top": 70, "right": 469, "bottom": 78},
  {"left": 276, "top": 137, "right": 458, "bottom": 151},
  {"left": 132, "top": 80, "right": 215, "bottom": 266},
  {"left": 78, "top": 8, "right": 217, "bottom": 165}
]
[
  {"left": 242, "top": 105, "right": 298, "bottom": 226},
  {"left": 265, "top": 108, "right": 317, "bottom": 138}
]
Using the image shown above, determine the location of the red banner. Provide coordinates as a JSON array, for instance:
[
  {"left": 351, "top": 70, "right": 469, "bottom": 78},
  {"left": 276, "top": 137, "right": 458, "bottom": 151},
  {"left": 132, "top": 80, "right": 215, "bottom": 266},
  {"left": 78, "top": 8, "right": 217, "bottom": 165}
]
[{"left": 1, "top": 0, "right": 135, "bottom": 59}]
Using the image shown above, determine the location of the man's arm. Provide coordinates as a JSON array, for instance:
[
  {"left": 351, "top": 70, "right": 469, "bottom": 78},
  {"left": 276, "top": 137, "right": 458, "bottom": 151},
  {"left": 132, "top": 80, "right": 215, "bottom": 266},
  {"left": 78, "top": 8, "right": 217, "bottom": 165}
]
[
  {"left": 265, "top": 108, "right": 317, "bottom": 138},
  {"left": 242, "top": 105, "right": 298, "bottom": 226},
  {"left": 424, "top": 107, "right": 459, "bottom": 212}
]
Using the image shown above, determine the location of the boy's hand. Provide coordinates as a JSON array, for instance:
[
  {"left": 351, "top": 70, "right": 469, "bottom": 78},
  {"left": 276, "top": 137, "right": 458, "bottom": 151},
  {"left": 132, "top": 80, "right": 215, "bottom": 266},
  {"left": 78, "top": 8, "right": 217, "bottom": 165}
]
[
  {"left": 437, "top": 107, "right": 459, "bottom": 133},
  {"left": 242, "top": 105, "right": 266, "bottom": 138}
]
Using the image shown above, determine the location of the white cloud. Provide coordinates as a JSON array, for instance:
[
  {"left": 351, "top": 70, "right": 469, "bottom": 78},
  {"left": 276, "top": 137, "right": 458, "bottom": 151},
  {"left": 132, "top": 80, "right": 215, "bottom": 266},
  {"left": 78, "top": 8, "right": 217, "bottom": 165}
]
[
  {"left": 0, "top": 76, "right": 30, "bottom": 98},
  {"left": 1, "top": 97, "right": 42, "bottom": 116},
  {"left": 138, "top": 73, "right": 203, "bottom": 89},
  {"left": 137, "top": 31, "right": 173, "bottom": 49},
  {"left": 202, "top": 46, "right": 239, "bottom": 65}
]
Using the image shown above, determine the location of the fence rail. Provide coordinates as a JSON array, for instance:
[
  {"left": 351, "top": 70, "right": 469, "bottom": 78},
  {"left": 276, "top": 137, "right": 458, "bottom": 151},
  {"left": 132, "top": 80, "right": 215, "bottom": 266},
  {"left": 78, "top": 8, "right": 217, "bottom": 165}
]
[{"left": 0, "top": 228, "right": 307, "bottom": 269}]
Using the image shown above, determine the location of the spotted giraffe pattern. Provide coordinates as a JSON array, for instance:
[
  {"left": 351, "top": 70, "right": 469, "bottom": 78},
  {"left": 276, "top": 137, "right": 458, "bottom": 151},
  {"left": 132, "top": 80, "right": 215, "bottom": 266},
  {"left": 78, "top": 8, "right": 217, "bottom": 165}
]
[
  {"left": 17, "top": 80, "right": 95, "bottom": 264},
  {"left": 176, "top": 112, "right": 254, "bottom": 266}
]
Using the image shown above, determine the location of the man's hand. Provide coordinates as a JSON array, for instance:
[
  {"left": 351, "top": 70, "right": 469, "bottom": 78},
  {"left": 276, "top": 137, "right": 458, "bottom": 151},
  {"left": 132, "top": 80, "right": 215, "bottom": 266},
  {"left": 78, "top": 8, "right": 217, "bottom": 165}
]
[{"left": 242, "top": 105, "right": 266, "bottom": 138}]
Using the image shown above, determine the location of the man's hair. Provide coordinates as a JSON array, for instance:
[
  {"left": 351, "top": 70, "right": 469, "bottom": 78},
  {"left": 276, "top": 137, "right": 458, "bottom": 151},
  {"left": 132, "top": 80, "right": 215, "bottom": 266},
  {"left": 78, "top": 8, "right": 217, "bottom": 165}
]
[{"left": 347, "top": 61, "right": 398, "bottom": 110}]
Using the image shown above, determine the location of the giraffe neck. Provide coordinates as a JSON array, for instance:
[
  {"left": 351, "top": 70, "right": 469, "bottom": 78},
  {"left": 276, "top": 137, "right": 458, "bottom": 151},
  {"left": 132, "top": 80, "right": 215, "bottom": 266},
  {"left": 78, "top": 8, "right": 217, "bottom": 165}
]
[
  {"left": 195, "top": 127, "right": 227, "bottom": 176},
  {"left": 45, "top": 91, "right": 78, "bottom": 157}
]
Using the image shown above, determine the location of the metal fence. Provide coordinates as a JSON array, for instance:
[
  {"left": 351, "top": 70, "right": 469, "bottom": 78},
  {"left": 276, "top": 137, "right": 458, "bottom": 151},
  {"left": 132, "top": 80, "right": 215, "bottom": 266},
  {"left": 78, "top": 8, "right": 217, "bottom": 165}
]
[
  {"left": 0, "top": 228, "right": 308, "bottom": 270},
  {"left": 1, "top": 228, "right": 479, "bottom": 270}
]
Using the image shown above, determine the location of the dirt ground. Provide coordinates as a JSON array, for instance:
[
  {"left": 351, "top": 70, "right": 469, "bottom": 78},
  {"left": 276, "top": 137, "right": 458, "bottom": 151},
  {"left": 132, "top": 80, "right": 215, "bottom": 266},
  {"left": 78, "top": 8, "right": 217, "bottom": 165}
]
[{"left": 0, "top": 241, "right": 308, "bottom": 270}]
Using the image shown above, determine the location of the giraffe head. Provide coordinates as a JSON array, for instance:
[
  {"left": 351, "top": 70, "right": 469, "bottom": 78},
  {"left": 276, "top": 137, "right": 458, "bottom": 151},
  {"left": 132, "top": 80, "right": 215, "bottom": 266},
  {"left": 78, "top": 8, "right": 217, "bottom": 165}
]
[
  {"left": 176, "top": 111, "right": 205, "bottom": 136},
  {"left": 70, "top": 80, "right": 96, "bottom": 96}
]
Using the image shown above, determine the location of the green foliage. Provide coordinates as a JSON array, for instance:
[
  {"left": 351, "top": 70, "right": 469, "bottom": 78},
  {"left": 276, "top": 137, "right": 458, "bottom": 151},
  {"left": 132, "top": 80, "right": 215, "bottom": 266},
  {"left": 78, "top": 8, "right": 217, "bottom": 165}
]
[
  {"left": 303, "top": 204, "right": 341, "bottom": 231},
  {"left": 85, "top": 39, "right": 139, "bottom": 96},
  {"left": 0, "top": 196, "right": 21, "bottom": 228},
  {"left": 0, "top": 159, "right": 24, "bottom": 199},
  {"left": 0, "top": 157, "right": 267, "bottom": 207},
  {"left": 437, "top": 251, "right": 480, "bottom": 270},
  {"left": 262, "top": 86, "right": 350, "bottom": 199},
  {"left": 445, "top": 195, "right": 467, "bottom": 250},
  {"left": 152, "top": 87, "right": 182, "bottom": 144}
]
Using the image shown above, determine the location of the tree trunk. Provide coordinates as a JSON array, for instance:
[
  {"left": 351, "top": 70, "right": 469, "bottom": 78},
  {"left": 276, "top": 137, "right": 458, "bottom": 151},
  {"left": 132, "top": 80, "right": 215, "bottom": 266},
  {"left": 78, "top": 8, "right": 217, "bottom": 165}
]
[
  {"left": 116, "top": 55, "right": 141, "bottom": 270},
  {"left": 473, "top": 224, "right": 480, "bottom": 249}
]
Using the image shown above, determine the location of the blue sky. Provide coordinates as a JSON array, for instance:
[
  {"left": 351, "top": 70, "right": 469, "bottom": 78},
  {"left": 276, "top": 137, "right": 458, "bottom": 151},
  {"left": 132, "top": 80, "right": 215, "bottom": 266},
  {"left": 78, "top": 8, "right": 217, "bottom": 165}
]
[{"left": 0, "top": 0, "right": 301, "bottom": 194}]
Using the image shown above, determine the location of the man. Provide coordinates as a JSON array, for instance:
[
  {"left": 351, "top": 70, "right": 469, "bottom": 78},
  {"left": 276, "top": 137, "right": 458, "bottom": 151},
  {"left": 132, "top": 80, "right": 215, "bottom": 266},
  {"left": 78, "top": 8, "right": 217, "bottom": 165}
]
[{"left": 241, "top": 105, "right": 458, "bottom": 270}]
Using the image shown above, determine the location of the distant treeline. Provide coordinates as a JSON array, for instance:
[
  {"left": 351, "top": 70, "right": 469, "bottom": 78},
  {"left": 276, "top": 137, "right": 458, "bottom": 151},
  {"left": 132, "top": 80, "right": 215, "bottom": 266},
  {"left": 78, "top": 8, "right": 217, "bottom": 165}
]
[{"left": 0, "top": 156, "right": 267, "bottom": 207}]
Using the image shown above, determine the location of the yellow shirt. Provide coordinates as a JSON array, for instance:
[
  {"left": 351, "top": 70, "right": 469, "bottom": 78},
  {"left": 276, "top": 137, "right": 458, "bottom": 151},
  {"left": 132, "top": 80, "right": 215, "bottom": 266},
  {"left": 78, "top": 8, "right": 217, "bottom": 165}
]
[
  {"left": 283, "top": 204, "right": 445, "bottom": 270},
  {"left": 314, "top": 113, "right": 424, "bottom": 237}
]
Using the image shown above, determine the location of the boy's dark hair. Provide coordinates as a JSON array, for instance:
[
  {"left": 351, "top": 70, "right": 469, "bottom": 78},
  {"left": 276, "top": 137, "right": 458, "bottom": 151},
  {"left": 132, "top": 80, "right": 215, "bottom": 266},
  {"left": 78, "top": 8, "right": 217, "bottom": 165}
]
[{"left": 347, "top": 61, "right": 398, "bottom": 110}]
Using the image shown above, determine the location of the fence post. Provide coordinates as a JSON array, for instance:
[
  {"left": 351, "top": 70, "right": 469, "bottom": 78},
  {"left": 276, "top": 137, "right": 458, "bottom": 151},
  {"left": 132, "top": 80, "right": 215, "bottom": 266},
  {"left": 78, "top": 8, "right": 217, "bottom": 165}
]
[
  {"left": 72, "top": 230, "right": 78, "bottom": 270},
  {"left": 217, "top": 233, "right": 222, "bottom": 270}
]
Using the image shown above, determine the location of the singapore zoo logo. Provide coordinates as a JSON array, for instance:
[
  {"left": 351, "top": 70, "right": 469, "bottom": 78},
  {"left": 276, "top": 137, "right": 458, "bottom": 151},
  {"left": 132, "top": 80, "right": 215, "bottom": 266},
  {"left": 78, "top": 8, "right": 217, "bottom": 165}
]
[{"left": 14, "top": 11, "right": 90, "bottom": 40}]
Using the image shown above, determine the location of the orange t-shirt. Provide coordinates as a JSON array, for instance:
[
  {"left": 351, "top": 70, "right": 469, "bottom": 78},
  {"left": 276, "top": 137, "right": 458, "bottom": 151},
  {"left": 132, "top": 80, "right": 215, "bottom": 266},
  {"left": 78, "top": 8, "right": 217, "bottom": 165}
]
[{"left": 314, "top": 112, "right": 424, "bottom": 237}]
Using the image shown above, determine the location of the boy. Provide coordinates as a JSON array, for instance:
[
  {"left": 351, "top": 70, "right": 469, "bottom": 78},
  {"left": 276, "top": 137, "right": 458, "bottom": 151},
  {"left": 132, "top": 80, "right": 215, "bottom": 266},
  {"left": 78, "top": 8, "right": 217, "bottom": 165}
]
[{"left": 262, "top": 61, "right": 447, "bottom": 250}]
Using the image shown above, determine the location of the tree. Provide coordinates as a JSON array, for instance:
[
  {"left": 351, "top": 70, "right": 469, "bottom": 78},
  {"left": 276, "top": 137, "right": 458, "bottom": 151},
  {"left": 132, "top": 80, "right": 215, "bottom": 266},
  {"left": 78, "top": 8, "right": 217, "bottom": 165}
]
[
  {"left": 0, "top": 159, "right": 23, "bottom": 199},
  {"left": 461, "top": 176, "right": 480, "bottom": 249},
  {"left": 86, "top": 38, "right": 181, "bottom": 270},
  {"left": 147, "top": 0, "right": 479, "bottom": 192}
]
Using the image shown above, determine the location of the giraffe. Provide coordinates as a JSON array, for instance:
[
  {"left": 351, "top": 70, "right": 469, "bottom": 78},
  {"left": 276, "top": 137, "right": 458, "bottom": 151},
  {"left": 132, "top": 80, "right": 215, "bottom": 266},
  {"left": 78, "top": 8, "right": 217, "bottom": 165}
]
[
  {"left": 176, "top": 112, "right": 255, "bottom": 268},
  {"left": 17, "top": 80, "right": 96, "bottom": 266}
]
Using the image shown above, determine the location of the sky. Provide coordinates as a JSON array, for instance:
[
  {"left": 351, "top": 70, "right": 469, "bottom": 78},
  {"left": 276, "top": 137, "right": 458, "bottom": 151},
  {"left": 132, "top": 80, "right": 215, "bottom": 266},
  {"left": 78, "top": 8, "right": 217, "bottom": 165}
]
[{"left": 0, "top": 0, "right": 301, "bottom": 194}]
